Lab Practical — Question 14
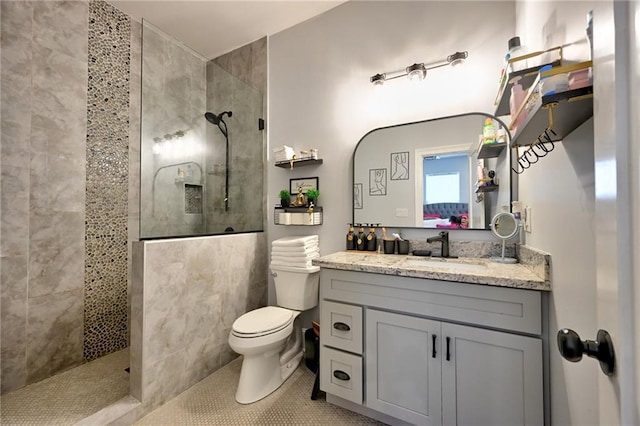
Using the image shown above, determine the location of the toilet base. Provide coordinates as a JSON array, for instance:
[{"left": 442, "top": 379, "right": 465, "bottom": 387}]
[{"left": 235, "top": 349, "right": 303, "bottom": 404}]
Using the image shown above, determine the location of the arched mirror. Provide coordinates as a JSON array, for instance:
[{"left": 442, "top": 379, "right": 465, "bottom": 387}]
[
  {"left": 490, "top": 211, "right": 519, "bottom": 263},
  {"left": 352, "top": 112, "right": 512, "bottom": 230}
]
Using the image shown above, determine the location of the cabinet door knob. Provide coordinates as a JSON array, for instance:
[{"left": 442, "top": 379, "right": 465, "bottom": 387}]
[
  {"left": 557, "top": 328, "right": 615, "bottom": 376},
  {"left": 333, "top": 370, "right": 351, "bottom": 381},
  {"left": 333, "top": 322, "right": 350, "bottom": 331}
]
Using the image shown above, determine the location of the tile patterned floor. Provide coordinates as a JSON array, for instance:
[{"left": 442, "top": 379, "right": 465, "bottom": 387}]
[
  {"left": 0, "top": 349, "right": 130, "bottom": 425},
  {"left": 135, "top": 357, "right": 386, "bottom": 425}
]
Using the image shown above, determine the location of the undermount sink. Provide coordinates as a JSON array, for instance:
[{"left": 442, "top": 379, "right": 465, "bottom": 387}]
[{"left": 403, "top": 257, "right": 489, "bottom": 272}]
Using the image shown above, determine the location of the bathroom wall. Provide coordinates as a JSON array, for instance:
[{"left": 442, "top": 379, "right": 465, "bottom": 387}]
[
  {"left": 515, "top": 2, "right": 599, "bottom": 425},
  {"left": 268, "top": 1, "right": 515, "bottom": 304},
  {"left": 1, "top": 0, "right": 89, "bottom": 392},
  {"left": 130, "top": 233, "right": 268, "bottom": 409}
]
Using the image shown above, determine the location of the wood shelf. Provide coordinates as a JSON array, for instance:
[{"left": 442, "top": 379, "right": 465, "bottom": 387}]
[{"left": 275, "top": 158, "right": 323, "bottom": 169}]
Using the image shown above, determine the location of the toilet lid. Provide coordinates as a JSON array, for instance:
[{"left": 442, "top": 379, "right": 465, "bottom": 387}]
[{"left": 232, "top": 306, "right": 294, "bottom": 336}]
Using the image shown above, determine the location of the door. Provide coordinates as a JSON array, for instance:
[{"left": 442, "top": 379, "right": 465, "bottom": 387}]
[
  {"left": 365, "top": 309, "right": 442, "bottom": 426},
  {"left": 592, "top": 1, "right": 639, "bottom": 424},
  {"left": 441, "top": 323, "right": 543, "bottom": 426}
]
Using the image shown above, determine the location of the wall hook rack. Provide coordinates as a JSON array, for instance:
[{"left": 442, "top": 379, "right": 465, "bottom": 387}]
[{"left": 512, "top": 128, "right": 556, "bottom": 174}]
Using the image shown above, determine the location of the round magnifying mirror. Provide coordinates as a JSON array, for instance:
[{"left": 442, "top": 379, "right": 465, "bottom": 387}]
[{"left": 490, "top": 212, "right": 518, "bottom": 264}]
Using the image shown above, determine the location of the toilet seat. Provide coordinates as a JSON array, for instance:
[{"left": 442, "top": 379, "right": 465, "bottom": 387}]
[{"left": 232, "top": 306, "right": 294, "bottom": 338}]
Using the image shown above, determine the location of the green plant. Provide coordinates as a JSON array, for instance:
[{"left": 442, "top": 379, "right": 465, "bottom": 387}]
[
  {"left": 279, "top": 189, "right": 291, "bottom": 207},
  {"left": 306, "top": 188, "right": 319, "bottom": 201}
]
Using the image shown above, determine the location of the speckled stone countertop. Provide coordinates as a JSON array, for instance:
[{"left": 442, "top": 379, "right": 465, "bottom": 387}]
[{"left": 312, "top": 245, "right": 551, "bottom": 291}]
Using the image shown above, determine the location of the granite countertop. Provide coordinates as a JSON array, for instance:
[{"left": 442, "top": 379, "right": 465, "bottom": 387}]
[{"left": 312, "top": 250, "right": 551, "bottom": 291}]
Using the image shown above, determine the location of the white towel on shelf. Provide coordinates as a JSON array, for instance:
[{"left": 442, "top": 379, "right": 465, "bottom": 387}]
[
  {"left": 271, "top": 245, "right": 319, "bottom": 255},
  {"left": 271, "top": 259, "right": 315, "bottom": 268},
  {"left": 272, "top": 235, "right": 319, "bottom": 247},
  {"left": 271, "top": 249, "right": 319, "bottom": 258},
  {"left": 271, "top": 254, "right": 319, "bottom": 264}
]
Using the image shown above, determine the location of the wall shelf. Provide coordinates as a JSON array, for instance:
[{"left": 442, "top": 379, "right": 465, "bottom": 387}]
[
  {"left": 494, "top": 46, "right": 563, "bottom": 117},
  {"left": 477, "top": 142, "right": 507, "bottom": 159},
  {"left": 275, "top": 158, "right": 323, "bottom": 169},
  {"left": 475, "top": 184, "right": 499, "bottom": 194},
  {"left": 510, "top": 85, "right": 593, "bottom": 147},
  {"left": 274, "top": 206, "right": 323, "bottom": 225}
]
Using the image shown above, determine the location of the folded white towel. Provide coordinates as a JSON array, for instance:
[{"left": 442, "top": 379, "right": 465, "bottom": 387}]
[
  {"left": 271, "top": 244, "right": 319, "bottom": 254},
  {"left": 271, "top": 249, "right": 319, "bottom": 258},
  {"left": 271, "top": 259, "right": 315, "bottom": 268},
  {"left": 271, "top": 254, "right": 319, "bottom": 264},
  {"left": 272, "top": 235, "right": 319, "bottom": 247}
]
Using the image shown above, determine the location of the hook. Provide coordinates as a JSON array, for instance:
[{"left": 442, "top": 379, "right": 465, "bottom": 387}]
[{"left": 524, "top": 147, "right": 540, "bottom": 164}]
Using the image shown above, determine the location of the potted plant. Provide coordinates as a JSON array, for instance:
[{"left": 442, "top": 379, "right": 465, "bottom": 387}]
[
  {"left": 279, "top": 189, "right": 291, "bottom": 207},
  {"left": 306, "top": 188, "right": 319, "bottom": 205}
]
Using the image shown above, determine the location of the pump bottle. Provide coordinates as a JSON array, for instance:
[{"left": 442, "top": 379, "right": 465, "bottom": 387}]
[
  {"left": 346, "top": 225, "right": 356, "bottom": 250},
  {"left": 356, "top": 225, "right": 366, "bottom": 251},
  {"left": 366, "top": 225, "right": 378, "bottom": 251}
]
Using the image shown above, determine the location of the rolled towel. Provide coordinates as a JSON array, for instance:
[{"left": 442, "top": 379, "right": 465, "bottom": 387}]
[
  {"left": 271, "top": 259, "right": 315, "bottom": 268},
  {"left": 272, "top": 235, "right": 319, "bottom": 247}
]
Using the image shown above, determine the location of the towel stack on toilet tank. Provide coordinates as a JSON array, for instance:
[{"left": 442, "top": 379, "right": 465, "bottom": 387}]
[{"left": 271, "top": 235, "right": 320, "bottom": 268}]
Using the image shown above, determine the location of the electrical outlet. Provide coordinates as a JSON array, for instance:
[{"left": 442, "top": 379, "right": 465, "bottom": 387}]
[{"left": 524, "top": 206, "right": 532, "bottom": 233}]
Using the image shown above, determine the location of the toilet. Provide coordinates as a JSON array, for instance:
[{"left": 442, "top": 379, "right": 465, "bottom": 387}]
[{"left": 228, "top": 263, "right": 320, "bottom": 404}]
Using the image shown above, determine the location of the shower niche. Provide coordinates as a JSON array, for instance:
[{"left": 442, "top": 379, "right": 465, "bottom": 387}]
[{"left": 140, "top": 21, "right": 265, "bottom": 239}]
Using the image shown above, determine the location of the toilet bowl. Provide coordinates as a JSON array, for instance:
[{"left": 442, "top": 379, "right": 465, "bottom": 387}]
[
  {"left": 228, "top": 306, "right": 303, "bottom": 404},
  {"left": 228, "top": 263, "right": 320, "bottom": 404}
]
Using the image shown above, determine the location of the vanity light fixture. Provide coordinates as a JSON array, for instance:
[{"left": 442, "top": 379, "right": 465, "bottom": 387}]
[{"left": 370, "top": 51, "right": 468, "bottom": 86}]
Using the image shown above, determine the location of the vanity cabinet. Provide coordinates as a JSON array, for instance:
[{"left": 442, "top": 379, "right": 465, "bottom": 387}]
[{"left": 319, "top": 268, "right": 544, "bottom": 426}]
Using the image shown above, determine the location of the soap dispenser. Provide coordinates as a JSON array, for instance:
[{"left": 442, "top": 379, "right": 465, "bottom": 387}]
[
  {"left": 366, "top": 225, "right": 378, "bottom": 251},
  {"left": 346, "top": 224, "right": 356, "bottom": 250},
  {"left": 356, "top": 224, "right": 366, "bottom": 251},
  {"left": 509, "top": 76, "right": 526, "bottom": 134}
]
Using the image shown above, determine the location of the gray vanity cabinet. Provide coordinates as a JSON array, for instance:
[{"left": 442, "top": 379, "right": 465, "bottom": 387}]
[{"left": 319, "top": 268, "right": 544, "bottom": 426}]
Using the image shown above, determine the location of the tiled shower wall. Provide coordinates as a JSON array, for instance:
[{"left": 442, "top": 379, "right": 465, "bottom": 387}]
[
  {"left": 0, "top": 0, "right": 132, "bottom": 393},
  {"left": 85, "top": 0, "right": 130, "bottom": 361}
]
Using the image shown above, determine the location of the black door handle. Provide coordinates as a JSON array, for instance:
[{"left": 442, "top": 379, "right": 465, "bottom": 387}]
[
  {"left": 431, "top": 334, "right": 437, "bottom": 358},
  {"left": 445, "top": 336, "right": 451, "bottom": 361},
  {"left": 557, "top": 328, "right": 615, "bottom": 376}
]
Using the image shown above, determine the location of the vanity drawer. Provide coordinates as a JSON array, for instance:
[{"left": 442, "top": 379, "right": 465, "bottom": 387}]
[
  {"left": 320, "top": 346, "right": 363, "bottom": 404},
  {"left": 320, "top": 301, "right": 363, "bottom": 354}
]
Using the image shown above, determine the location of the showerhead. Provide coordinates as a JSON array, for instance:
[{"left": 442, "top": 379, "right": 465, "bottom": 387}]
[{"left": 204, "top": 111, "right": 232, "bottom": 125}]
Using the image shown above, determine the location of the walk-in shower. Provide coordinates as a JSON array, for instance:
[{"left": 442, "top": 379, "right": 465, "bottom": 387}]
[{"left": 140, "top": 22, "right": 264, "bottom": 239}]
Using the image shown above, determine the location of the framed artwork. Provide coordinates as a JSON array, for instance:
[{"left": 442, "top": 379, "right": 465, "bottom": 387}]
[
  {"left": 354, "top": 183, "right": 363, "bottom": 209},
  {"left": 369, "top": 168, "right": 387, "bottom": 196},
  {"left": 290, "top": 177, "right": 319, "bottom": 194},
  {"left": 390, "top": 151, "right": 409, "bottom": 180}
]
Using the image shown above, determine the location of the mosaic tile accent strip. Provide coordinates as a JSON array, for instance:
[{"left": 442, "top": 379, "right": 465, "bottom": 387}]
[
  {"left": 85, "top": 0, "right": 131, "bottom": 361},
  {"left": 184, "top": 184, "right": 203, "bottom": 214}
]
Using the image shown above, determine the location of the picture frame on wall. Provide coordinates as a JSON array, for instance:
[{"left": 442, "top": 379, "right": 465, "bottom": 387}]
[
  {"left": 290, "top": 177, "right": 319, "bottom": 194},
  {"left": 354, "top": 183, "right": 363, "bottom": 209},
  {"left": 369, "top": 168, "right": 387, "bottom": 196},
  {"left": 390, "top": 151, "right": 409, "bottom": 180}
]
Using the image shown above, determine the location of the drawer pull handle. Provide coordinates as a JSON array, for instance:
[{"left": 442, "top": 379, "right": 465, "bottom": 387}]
[
  {"left": 432, "top": 334, "right": 437, "bottom": 358},
  {"left": 333, "top": 370, "right": 351, "bottom": 381},
  {"left": 333, "top": 322, "right": 351, "bottom": 331},
  {"left": 446, "top": 336, "right": 451, "bottom": 361}
]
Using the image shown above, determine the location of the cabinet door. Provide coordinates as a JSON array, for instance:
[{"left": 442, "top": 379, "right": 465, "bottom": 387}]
[
  {"left": 441, "top": 323, "right": 543, "bottom": 426},
  {"left": 366, "top": 309, "right": 442, "bottom": 426}
]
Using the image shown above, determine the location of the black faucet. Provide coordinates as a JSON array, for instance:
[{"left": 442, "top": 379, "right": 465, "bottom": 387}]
[{"left": 427, "top": 231, "right": 450, "bottom": 258}]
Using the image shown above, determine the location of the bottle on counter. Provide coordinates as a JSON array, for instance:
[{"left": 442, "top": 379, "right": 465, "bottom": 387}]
[
  {"left": 346, "top": 225, "right": 356, "bottom": 250},
  {"left": 356, "top": 224, "right": 366, "bottom": 251},
  {"left": 366, "top": 225, "right": 378, "bottom": 251}
]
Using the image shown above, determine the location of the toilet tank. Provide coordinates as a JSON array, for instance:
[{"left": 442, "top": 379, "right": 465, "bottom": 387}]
[{"left": 270, "top": 265, "right": 320, "bottom": 310}]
